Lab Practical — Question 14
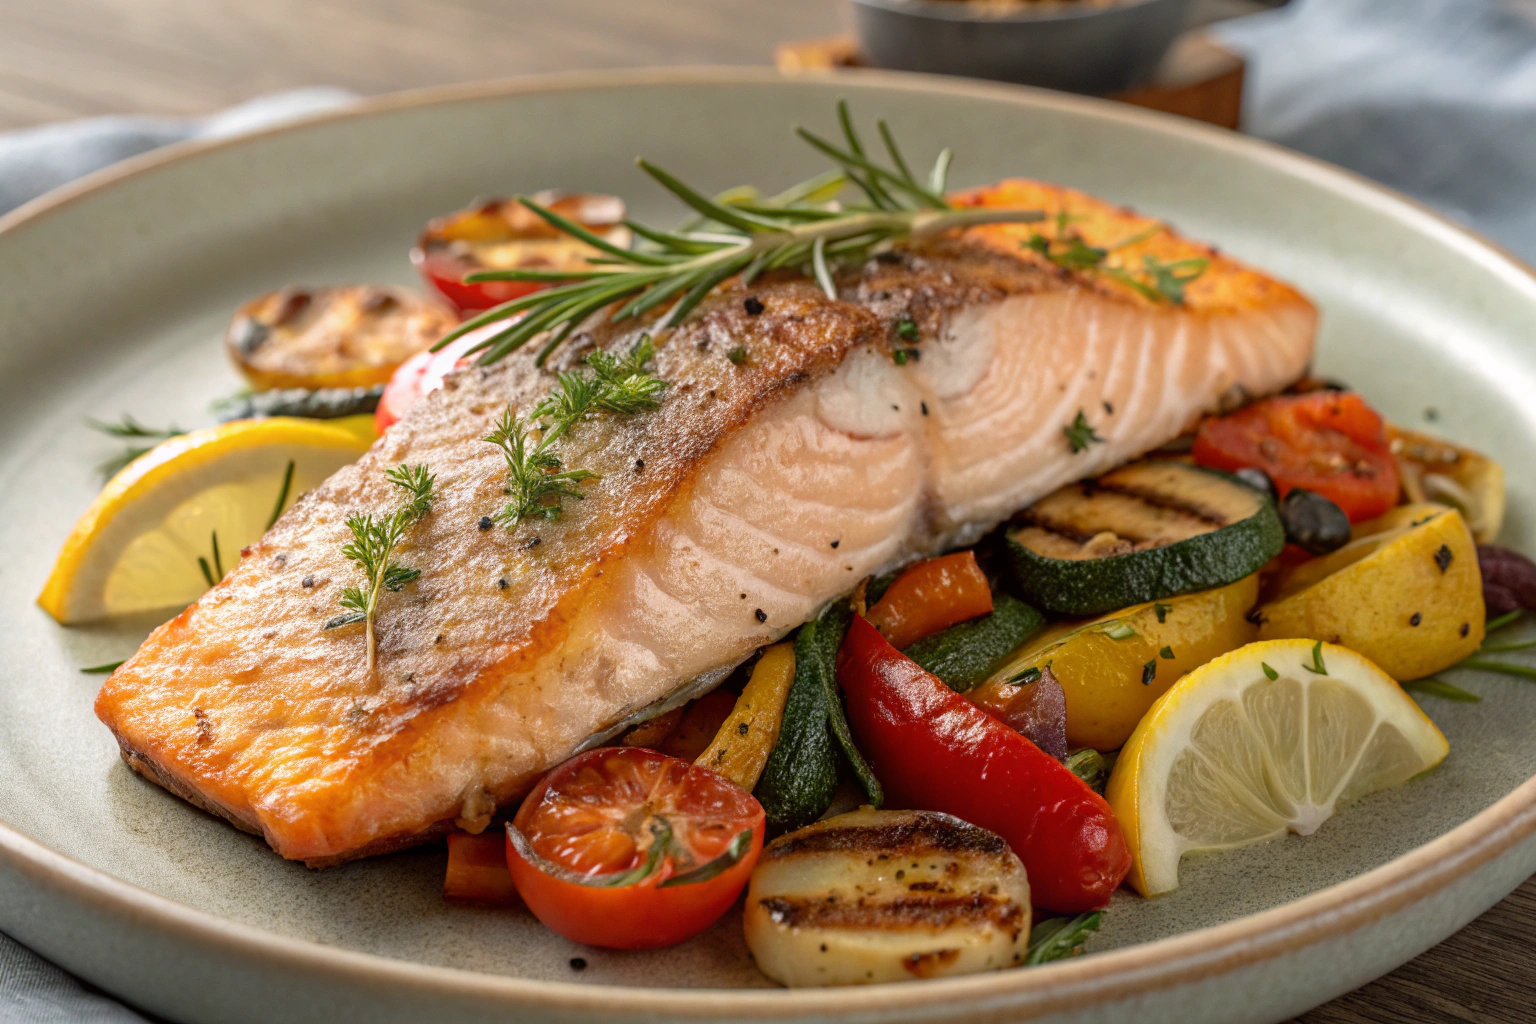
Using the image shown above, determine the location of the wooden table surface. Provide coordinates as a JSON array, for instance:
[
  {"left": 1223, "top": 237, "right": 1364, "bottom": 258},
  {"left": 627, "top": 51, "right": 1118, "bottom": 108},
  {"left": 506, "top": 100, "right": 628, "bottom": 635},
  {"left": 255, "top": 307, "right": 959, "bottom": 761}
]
[{"left": 1, "top": 1, "right": 1530, "bottom": 1021}]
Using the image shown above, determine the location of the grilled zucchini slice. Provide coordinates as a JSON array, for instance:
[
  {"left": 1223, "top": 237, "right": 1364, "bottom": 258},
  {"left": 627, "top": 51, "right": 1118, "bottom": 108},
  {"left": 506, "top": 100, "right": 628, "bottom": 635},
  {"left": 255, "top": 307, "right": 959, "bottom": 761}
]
[
  {"left": 744, "top": 808, "right": 1031, "bottom": 987},
  {"left": 1007, "top": 460, "right": 1283, "bottom": 615}
]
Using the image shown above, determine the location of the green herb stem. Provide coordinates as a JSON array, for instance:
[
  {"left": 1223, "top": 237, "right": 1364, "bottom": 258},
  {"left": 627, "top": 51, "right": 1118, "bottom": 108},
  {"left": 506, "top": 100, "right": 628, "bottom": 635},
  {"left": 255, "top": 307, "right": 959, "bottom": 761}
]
[
  {"left": 431, "top": 102, "right": 1045, "bottom": 369},
  {"left": 326, "top": 464, "right": 436, "bottom": 679}
]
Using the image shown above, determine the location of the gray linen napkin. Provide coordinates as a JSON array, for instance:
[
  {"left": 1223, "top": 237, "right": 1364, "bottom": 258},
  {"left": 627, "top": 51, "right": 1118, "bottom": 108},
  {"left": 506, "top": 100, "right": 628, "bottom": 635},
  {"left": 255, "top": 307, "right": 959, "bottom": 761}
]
[
  {"left": 5, "top": 2, "right": 1536, "bottom": 1018},
  {"left": 0, "top": 87, "right": 354, "bottom": 216}
]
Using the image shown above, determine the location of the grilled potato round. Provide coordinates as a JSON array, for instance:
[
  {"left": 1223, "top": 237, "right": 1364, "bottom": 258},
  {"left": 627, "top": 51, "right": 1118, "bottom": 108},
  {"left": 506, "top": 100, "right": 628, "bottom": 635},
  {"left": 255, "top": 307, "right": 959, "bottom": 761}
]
[
  {"left": 225, "top": 285, "right": 458, "bottom": 391},
  {"left": 743, "top": 808, "right": 1031, "bottom": 987}
]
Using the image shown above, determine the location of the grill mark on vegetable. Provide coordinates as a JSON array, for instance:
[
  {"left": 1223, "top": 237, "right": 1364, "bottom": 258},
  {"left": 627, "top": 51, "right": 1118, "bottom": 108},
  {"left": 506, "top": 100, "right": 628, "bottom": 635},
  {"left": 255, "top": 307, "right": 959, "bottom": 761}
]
[
  {"left": 758, "top": 892, "right": 1024, "bottom": 932},
  {"left": 1021, "top": 483, "right": 1228, "bottom": 548},
  {"left": 763, "top": 817, "right": 1008, "bottom": 861},
  {"left": 1088, "top": 481, "right": 1232, "bottom": 527}
]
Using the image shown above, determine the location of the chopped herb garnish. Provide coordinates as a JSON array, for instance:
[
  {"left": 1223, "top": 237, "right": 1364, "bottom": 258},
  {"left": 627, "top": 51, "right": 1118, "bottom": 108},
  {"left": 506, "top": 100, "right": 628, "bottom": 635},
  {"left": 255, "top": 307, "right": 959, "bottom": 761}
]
[
  {"left": 1261, "top": 662, "right": 1279, "bottom": 681},
  {"left": 1026, "top": 911, "right": 1103, "bottom": 965},
  {"left": 726, "top": 345, "right": 747, "bottom": 365},
  {"left": 892, "top": 347, "right": 920, "bottom": 365},
  {"left": 1141, "top": 659, "right": 1156, "bottom": 686},
  {"left": 1160, "top": 646, "right": 1175, "bottom": 660},
  {"left": 1153, "top": 603, "right": 1171, "bottom": 623},
  {"left": 1403, "top": 678, "right": 1481, "bottom": 703},
  {"left": 485, "top": 337, "right": 667, "bottom": 526},
  {"left": 80, "top": 660, "right": 125, "bottom": 675},
  {"left": 895, "top": 317, "right": 920, "bottom": 342},
  {"left": 1022, "top": 219, "right": 1206, "bottom": 304},
  {"left": 1064, "top": 410, "right": 1104, "bottom": 453},
  {"left": 1007, "top": 666, "right": 1043, "bottom": 686},
  {"left": 325, "top": 463, "right": 436, "bottom": 678},
  {"left": 1303, "top": 640, "right": 1328, "bottom": 675},
  {"left": 1104, "top": 622, "right": 1136, "bottom": 641},
  {"left": 1434, "top": 544, "right": 1454, "bottom": 572}
]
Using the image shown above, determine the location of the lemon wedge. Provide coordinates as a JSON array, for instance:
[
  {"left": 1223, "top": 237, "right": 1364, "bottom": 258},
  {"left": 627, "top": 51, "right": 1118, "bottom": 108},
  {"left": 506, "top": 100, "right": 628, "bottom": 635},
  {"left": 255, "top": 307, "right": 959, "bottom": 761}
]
[
  {"left": 40, "top": 418, "right": 369, "bottom": 624},
  {"left": 1106, "top": 639, "right": 1448, "bottom": 896}
]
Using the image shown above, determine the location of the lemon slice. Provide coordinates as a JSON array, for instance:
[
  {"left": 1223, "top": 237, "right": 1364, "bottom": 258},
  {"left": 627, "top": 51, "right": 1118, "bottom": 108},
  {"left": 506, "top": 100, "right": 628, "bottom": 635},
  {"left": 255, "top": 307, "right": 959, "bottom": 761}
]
[
  {"left": 1106, "top": 639, "right": 1448, "bottom": 896},
  {"left": 40, "top": 418, "right": 369, "bottom": 624}
]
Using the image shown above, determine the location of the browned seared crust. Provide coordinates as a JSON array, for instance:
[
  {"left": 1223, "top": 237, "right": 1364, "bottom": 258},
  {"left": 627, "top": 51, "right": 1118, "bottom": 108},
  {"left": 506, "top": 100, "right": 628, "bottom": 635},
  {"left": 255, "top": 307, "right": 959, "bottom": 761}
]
[
  {"left": 763, "top": 809, "right": 1011, "bottom": 862},
  {"left": 758, "top": 893, "right": 1025, "bottom": 933}
]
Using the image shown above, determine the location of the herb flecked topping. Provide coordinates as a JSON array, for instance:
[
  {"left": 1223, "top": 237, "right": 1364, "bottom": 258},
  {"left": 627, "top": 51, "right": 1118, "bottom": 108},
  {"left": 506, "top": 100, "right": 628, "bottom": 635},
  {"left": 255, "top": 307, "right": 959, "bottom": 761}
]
[
  {"left": 484, "top": 336, "right": 667, "bottom": 526},
  {"left": 1064, "top": 410, "right": 1105, "bottom": 454},
  {"left": 1025, "top": 212, "right": 1209, "bottom": 305}
]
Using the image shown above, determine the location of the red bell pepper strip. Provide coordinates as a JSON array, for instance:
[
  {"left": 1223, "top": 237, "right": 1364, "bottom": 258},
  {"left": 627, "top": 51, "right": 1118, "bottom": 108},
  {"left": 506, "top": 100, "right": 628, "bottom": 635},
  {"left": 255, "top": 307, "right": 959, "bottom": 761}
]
[
  {"left": 838, "top": 614, "right": 1130, "bottom": 912},
  {"left": 866, "top": 550, "right": 994, "bottom": 650}
]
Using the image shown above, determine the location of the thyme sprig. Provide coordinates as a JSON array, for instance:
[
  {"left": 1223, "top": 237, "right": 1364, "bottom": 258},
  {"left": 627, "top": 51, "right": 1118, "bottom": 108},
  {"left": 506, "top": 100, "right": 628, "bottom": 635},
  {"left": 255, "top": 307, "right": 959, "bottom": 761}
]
[
  {"left": 325, "top": 463, "right": 436, "bottom": 678},
  {"left": 1025, "top": 213, "right": 1209, "bottom": 305},
  {"left": 430, "top": 101, "right": 1045, "bottom": 368},
  {"left": 485, "top": 337, "right": 666, "bottom": 526}
]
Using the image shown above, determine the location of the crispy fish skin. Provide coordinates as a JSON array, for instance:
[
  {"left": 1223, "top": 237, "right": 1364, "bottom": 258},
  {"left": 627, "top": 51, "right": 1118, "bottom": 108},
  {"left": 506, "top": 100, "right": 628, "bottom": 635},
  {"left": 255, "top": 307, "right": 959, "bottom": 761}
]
[{"left": 95, "top": 181, "right": 1317, "bottom": 866}]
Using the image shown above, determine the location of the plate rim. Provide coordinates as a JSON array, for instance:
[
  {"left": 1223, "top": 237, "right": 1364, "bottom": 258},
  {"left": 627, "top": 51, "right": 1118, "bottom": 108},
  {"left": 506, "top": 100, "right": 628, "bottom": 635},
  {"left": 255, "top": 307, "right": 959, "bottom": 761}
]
[{"left": 4, "top": 64, "right": 1536, "bottom": 1017}]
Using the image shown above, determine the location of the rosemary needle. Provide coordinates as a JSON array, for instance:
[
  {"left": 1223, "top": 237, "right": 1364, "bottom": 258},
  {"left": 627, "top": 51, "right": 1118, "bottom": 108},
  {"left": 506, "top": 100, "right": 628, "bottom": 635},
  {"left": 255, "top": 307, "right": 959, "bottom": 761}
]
[{"left": 267, "top": 459, "right": 296, "bottom": 531}]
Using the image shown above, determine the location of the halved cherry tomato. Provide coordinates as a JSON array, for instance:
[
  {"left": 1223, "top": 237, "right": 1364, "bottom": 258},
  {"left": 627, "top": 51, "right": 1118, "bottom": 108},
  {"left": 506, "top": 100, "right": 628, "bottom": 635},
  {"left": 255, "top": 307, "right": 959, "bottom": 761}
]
[
  {"left": 443, "top": 832, "right": 520, "bottom": 905},
  {"left": 1192, "top": 391, "right": 1401, "bottom": 522},
  {"left": 839, "top": 615, "right": 1130, "bottom": 913},
  {"left": 866, "top": 551, "right": 994, "bottom": 650},
  {"left": 412, "top": 191, "right": 628, "bottom": 314},
  {"left": 373, "top": 321, "right": 508, "bottom": 433},
  {"left": 505, "top": 746, "right": 765, "bottom": 949}
]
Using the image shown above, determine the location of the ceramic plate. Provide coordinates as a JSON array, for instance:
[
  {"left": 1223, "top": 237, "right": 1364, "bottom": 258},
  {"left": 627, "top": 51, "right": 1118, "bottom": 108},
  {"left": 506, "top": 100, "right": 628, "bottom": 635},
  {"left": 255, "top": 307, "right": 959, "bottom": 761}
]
[{"left": 3, "top": 68, "right": 1536, "bottom": 1024}]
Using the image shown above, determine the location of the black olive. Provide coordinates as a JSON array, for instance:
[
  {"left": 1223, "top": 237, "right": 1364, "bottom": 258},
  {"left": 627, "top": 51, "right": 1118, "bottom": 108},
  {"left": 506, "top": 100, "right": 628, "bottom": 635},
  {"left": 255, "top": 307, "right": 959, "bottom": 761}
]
[
  {"left": 1234, "top": 467, "right": 1279, "bottom": 504},
  {"left": 1279, "top": 488, "right": 1351, "bottom": 555}
]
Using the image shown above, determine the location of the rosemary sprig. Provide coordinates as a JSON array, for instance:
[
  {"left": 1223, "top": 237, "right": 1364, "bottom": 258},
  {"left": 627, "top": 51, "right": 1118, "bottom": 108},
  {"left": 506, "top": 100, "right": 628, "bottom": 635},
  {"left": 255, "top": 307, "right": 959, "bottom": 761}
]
[
  {"left": 485, "top": 336, "right": 666, "bottom": 525},
  {"left": 88, "top": 415, "right": 184, "bottom": 479},
  {"left": 431, "top": 101, "right": 1044, "bottom": 368},
  {"left": 1025, "top": 216, "right": 1208, "bottom": 305},
  {"left": 325, "top": 463, "right": 436, "bottom": 678}
]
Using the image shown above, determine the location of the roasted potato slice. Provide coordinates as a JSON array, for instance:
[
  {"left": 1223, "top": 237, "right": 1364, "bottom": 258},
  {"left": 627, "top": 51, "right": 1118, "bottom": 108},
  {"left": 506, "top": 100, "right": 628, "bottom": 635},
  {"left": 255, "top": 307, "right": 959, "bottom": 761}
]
[
  {"left": 1257, "top": 503, "right": 1485, "bottom": 679},
  {"left": 226, "top": 285, "right": 457, "bottom": 391},
  {"left": 1389, "top": 423, "right": 1505, "bottom": 543},
  {"left": 744, "top": 808, "right": 1031, "bottom": 987}
]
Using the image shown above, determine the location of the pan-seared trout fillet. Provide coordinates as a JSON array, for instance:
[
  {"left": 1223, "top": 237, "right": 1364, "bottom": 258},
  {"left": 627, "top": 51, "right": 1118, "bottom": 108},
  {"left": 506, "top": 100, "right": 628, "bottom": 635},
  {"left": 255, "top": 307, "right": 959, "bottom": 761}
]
[{"left": 95, "top": 180, "right": 1317, "bottom": 865}]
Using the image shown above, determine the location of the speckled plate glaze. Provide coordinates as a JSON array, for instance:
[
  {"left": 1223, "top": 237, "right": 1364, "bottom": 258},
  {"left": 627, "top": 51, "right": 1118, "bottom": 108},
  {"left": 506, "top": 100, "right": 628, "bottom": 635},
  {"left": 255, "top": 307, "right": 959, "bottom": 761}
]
[{"left": 3, "top": 68, "right": 1536, "bottom": 1024}]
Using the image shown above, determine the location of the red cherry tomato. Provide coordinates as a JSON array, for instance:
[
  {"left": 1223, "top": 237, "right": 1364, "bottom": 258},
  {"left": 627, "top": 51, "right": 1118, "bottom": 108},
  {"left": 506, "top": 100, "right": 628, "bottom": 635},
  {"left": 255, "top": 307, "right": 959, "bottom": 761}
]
[
  {"left": 505, "top": 747, "right": 765, "bottom": 950},
  {"left": 1192, "top": 391, "right": 1401, "bottom": 522},
  {"left": 411, "top": 191, "right": 627, "bottom": 314},
  {"left": 838, "top": 615, "right": 1130, "bottom": 913},
  {"left": 374, "top": 322, "right": 507, "bottom": 433},
  {"left": 866, "top": 551, "right": 994, "bottom": 650}
]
